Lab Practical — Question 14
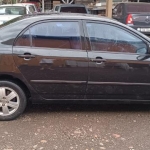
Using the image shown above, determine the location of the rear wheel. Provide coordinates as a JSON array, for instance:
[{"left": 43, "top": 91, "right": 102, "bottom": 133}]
[{"left": 0, "top": 81, "right": 27, "bottom": 121}]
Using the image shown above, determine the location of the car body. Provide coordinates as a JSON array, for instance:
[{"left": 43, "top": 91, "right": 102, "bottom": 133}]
[
  {"left": 113, "top": 2, "right": 150, "bottom": 35},
  {"left": 53, "top": 4, "right": 89, "bottom": 13},
  {"left": 1, "top": 13, "right": 150, "bottom": 120},
  {"left": 0, "top": 4, "right": 35, "bottom": 25}
]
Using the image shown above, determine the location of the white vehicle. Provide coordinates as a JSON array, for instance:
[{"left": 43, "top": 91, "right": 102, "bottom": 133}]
[
  {"left": 0, "top": 4, "right": 35, "bottom": 25},
  {"left": 16, "top": 3, "right": 38, "bottom": 13}
]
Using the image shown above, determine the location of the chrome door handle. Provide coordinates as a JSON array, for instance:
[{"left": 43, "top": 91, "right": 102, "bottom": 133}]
[
  {"left": 18, "top": 54, "right": 35, "bottom": 58},
  {"left": 91, "top": 58, "right": 106, "bottom": 63},
  {"left": 18, "top": 54, "right": 35, "bottom": 60}
]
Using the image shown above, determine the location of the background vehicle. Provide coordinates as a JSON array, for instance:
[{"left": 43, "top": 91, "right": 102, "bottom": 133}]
[
  {"left": 21, "top": 1, "right": 41, "bottom": 12},
  {"left": 53, "top": 4, "right": 89, "bottom": 13},
  {"left": 0, "top": 4, "right": 36, "bottom": 25},
  {"left": 16, "top": 3, "right": 38, "bottom": 13},
  {"left": 0, "top": 13, "right": 150, "bottom": 120},
  {"left": 113, "top": 2, "right": 150, "bottom": 35},
  {"left": 90, "top": 0, "right": 128, "bottom": 15}
]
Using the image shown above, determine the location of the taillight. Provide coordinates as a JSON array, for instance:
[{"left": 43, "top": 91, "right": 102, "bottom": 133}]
[{"left": 126, "top": 14, "right": 133, "bottom": 24}]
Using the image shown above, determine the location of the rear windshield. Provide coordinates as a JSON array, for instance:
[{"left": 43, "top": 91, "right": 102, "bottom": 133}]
[
  {"left": 127, "top": 4, "right": 150, "bottom": 13},
  {"left": 60, "top": 7, "right": 87, "bottom": 13},
  {"left": 0, "top": 6, "right": 26, "bottom": 15}
]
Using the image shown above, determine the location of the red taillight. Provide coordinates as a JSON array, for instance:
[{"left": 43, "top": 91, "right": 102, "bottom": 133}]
[{"left": 126, "top": 14, "right": 133, "bottom": 24}]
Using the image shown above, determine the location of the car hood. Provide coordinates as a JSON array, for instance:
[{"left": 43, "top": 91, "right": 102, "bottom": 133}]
[{"left": 0, "top": 15, "right": 21, "bottom": 25}]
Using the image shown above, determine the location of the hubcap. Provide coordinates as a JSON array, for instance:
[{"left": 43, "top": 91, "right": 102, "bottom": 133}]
[{"left": 0, "top": 87, "right": 20, "bottom": 116}]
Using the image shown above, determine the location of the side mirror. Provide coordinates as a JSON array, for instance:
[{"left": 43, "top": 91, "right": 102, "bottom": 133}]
[{"left": 136, "top": 43, "right": 150, "bottom": 60}]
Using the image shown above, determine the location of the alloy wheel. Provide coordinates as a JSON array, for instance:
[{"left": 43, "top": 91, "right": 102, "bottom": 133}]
[{"left": 0, "top": 87, "right": 20, "bottom": 116}]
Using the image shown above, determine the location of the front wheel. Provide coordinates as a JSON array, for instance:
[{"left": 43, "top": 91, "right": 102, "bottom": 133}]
[{"left": 0, "top": 81, "right": 27, "bottom": 121}]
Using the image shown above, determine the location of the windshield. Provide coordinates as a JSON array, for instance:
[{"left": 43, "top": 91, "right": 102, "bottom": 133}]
[
  {"left": 0, "top": 6, "right": 26, "bottom": 15},
  {"left": 60, "top": 7, "right": 87, "bottom": 13},
  {"left": 127, "top": 4, "right": 150, "bottom": 12}
]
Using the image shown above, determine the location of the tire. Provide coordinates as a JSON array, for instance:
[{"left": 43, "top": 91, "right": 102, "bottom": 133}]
[{"left": 0, "top": 81, "right": 27, "bottom": 121}]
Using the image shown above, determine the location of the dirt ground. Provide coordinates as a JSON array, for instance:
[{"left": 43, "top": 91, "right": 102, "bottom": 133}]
[{"left": 1, "top": 103, "right": 150, "bottom": 150}]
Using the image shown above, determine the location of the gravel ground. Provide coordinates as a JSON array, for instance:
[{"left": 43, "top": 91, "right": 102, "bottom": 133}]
[{"left": 1, "top": 103, "right": 150, "bottom": 150}]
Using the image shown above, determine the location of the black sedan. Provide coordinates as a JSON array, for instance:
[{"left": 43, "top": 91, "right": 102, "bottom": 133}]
[{"left": 0, "top": 13, "right": 150, "bottom": 120}]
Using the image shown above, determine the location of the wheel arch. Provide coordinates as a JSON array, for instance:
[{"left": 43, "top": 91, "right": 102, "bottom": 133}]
[{"left": 0, "top": 74, "right": 31, "bottom": 100}]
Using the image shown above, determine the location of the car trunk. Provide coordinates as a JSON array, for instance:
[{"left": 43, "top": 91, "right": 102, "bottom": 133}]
[{"left": 129, "top": 13, "right": 150, "bottom": 26}]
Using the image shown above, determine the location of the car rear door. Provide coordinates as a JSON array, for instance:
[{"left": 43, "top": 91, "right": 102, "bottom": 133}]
[
  {"left": 13, "top": 20, "right": 88, "bottom": 100},
  {"left": 84, "top": 20, "right": 150, "bottom": 101}
]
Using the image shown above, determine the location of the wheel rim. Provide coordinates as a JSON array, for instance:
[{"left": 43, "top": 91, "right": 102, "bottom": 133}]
[{"left": 0, "top": 87, "right": 20, "bottom": 116}]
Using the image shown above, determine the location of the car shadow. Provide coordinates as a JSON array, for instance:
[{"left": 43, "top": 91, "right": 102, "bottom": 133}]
[{"left": 24, "top": 101, "right": 150, "bottom": 115}]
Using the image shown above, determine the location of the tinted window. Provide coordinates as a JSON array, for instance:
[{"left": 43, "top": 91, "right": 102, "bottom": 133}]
[
  {"left": 86, "top": 23, "right": 147, "bottom": 54},
  {"left": 127, "top": 4, "right": 150, "bottom": 12},
  {"left": 60, "top": 7, "right": 87, "bottom": 13},
  {"left": 30, "top": 21, "right": 81, "bottom": 49},
  {"left": 15, "top": 30, "right": 30, "bottom": 46}
]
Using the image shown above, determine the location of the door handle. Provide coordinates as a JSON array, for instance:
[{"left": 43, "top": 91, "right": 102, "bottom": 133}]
[
  {"left": 91, "top": 58, "right": 106, "bottom": 63},
  {"left": 18, "top": 54, "right": 35, "bottom": 60}
]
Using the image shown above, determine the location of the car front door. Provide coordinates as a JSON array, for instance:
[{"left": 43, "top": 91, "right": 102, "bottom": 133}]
[
  {"left": 13, "top": 20, "right": 88, "bottom": 100},
  {"left": 84, "top": 21, "right": 150, "bottom": 101}
]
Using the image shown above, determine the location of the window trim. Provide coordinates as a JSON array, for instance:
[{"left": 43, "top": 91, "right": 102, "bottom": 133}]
[
  {"left": 14, "top": 19, "right": 85, "bottom": 51},
  {"left": 83, "top": 20, "right": 149, "bottom": 54}
]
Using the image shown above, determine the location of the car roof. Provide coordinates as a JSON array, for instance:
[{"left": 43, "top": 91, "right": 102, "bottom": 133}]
[
  {"left": 20, "top": 13, "right": 114, "bottom": 22},
  {"left": 0, "top": 4, "right": 26, "bottom": 7}
]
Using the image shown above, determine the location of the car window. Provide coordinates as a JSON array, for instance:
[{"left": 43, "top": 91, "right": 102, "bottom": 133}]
[
  {"left": 30, "top": 21, "right": 82, "bottom": 50},
  {"left": 127, "top": 4, "right": 150, "bottom": 13},
  {"left": 30, "top": 5, "right": 36, "bottom": 12},
  {"left": 55, "top": 6, "right": 59, "bottom": 11},
  {"left": 15, "top": 30, "right": 30, "bottom": 46},
  {"left": 28, "top": 6, "right": 35, "bottom": 13},
  {"left": 86, "top": 22, "right": 147, "bottom": 54},
  {"left": 116, "top": 4, "right": 122, "bottom": 16}
]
